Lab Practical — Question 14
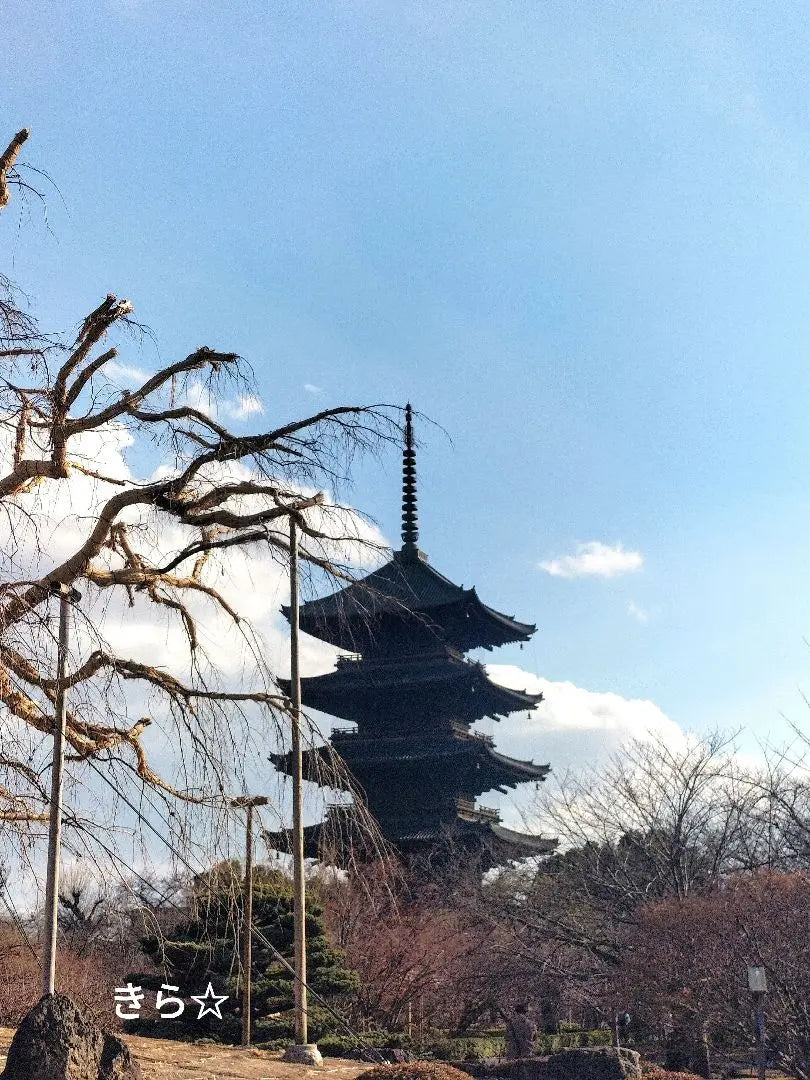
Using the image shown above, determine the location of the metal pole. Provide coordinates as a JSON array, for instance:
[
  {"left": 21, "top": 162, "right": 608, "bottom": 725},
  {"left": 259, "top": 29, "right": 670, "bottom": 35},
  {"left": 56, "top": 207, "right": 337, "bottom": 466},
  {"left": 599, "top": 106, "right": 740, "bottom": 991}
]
[
  {"left": 242, "top": 802, "right": 254, "bottom": 1048},
  {"left": 289, "top": 517, "right": 308, "bottom": 1046},
  {"left": 42, "top": 583, "right": 78, "bottom": 997}
]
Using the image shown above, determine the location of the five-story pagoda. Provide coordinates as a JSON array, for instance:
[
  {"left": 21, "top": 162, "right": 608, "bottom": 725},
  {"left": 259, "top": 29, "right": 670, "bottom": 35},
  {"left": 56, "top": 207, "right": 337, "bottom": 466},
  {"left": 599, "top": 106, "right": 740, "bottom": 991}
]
[{"left": 271, "top": 406, "right": 554, "bottom": 867}]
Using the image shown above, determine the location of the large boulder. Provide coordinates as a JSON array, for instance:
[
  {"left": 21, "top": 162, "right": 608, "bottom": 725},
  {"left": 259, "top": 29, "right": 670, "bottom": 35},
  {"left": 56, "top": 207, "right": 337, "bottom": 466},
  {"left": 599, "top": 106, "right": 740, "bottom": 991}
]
[
  {"left": 544, "top": 1048, "right": 641, "bottom": 1080},
  {"left": 2, "top": 993, "right": 141, "bottom": 1080},
  {"left": 356, "top": 1063, "right": 474, "bottom": 1080},
  {"left": 454, "top": 1047, "right": 641, "bottom": 1080}
]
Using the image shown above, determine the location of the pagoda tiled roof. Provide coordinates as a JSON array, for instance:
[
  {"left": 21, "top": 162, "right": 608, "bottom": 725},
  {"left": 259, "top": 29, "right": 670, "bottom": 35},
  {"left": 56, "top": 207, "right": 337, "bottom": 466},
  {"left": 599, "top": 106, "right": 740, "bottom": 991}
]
[
  {"left": 271, "top": 733, "right": 550, "bottom": 790},
  {"left": 286, "top": 547, "right": 536, "bottom": 652},
  {"left": 283, "top": 650, "right": 543, "bottom": 725},
  {"left": 265, "top": 813, "right": 557, "bottom": 866}
]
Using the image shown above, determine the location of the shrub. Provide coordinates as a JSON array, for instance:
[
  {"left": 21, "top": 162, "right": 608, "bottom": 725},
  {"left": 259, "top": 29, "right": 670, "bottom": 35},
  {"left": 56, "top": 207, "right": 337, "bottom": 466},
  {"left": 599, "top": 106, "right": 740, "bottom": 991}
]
[
  {"left": 318, "top": 1031, "right": 415, "bottom": 1058},
  {"left": 357, "top": 1063, "right": 474, "bottom": 1080},
  {"left": 586, "top": 1030, "right": 614, "bottom": 1048},
  {"left": 536, "top": 1029, "right": 613, "bottom": 1051},
  {"left": 423, "top": 1036, "right": 506, "bottom": 1062},
  {"left": 642, "top": 1069, "right": 704, "bottom": 1080}
]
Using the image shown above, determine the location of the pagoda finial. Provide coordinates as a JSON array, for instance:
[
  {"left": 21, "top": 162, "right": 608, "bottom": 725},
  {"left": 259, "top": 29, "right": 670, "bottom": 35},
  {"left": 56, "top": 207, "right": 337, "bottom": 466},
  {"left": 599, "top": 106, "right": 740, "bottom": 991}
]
[{"left": 401, "top": 402, "right": 419, "bottom": 555}]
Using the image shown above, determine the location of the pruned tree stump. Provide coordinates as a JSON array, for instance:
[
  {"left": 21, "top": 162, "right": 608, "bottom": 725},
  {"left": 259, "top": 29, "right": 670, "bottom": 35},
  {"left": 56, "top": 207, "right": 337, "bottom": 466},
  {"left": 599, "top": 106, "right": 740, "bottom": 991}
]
[{"left": 281, "top": 1043, "right": 324, "bottom": 1066}]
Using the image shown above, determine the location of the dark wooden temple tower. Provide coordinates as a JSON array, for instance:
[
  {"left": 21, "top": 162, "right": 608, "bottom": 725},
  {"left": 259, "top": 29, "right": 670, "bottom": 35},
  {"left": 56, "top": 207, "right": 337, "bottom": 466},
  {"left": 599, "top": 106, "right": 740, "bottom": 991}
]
[{"left": 272, "top": 406, "right": 553, "bottom": 867}]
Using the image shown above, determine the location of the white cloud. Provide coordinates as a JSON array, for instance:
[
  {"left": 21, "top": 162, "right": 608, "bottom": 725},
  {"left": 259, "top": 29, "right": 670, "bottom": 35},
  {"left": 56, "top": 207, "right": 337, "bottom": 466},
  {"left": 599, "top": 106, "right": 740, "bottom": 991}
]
[
  {"left": 626, "top": 600, "right": 649, "bottom": 623},
  {"left": 103, "top": 361, "right": 150, "bottom": 384},
  {"left": 0, "top": 418, "right": 386, "bottom": 825},
  {"left": 473, "top": 665, "right": 687, "bottom": 824},
  {"left": 303, "top": 383, "right": 323, "bottom": 396},
  {"left": 183, "top": 379, "right": 217, "bottom": 418},
  {"left": 179, "top": 386, "right": 264, "bottom": 423},
  {"left": 540, "top": 541, "right": 643, "bottom": 579},
  {"left": 226, "top": 394, "right": 264, "bottom": 420}
]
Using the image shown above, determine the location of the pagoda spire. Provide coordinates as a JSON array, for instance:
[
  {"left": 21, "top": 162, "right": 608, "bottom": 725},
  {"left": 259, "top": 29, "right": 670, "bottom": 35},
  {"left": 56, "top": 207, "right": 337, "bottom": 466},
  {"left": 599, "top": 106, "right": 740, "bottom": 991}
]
[{"left": 401, "top": 403, "right": 419, "bottom": 556}]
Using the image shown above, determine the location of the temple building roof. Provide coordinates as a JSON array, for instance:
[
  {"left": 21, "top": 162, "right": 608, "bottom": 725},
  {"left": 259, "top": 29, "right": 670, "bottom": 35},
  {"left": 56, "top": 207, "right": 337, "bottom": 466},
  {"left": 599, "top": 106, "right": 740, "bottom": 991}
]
[
  {"left": 286, "top": 549, "right": 537, "bottom": 653},
  {"left": 270, "top": 731, "right": 550, "bottom": 793},
  {"left": 283, "top": 404, "right": 535, "bottom": 655},
  {"left": 265, "top": 810, "right": 556, "bottom": 870},
  {"left": 279, "top": 650, "right": 542, "bottom": 726}
]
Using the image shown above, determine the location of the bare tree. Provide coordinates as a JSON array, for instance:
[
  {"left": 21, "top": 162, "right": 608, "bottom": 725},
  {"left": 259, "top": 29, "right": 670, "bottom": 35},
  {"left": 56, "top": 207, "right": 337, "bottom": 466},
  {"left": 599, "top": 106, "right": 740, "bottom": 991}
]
[
  {"left": 617, "top": 872, "right": 810, "bottom": 1080},
  {"left": 464, "top": 731, "right": 772, "bottom": 1041},
  {"left": 0, "top": 128, "right": 398, "bottom": 868}
]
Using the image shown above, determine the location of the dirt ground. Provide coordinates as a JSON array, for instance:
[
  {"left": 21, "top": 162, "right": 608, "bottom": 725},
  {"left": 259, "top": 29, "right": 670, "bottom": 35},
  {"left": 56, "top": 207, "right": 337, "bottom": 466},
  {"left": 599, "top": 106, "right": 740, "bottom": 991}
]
[{"left": 0, "top": 1027, "right": 369, "bottom": 1080}]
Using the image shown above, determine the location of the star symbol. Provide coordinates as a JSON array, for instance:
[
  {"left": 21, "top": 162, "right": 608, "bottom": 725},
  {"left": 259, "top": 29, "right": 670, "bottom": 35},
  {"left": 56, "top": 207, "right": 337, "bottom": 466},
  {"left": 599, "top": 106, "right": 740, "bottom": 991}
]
[{"left": 190, "top": 982, "right": 229, "bottom": 1020}]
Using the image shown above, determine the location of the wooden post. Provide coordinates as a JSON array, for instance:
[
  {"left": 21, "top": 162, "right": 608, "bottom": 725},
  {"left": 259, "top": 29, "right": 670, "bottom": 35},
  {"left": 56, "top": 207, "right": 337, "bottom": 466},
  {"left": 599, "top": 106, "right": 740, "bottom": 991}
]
[
  {"left": 242, "top": 802, "right": 255, "bottom": 1047},
  {"left": 42, "top": 583, "right": 80, "bottom": 997},
  {"left": 289, "top": 517, "right": 309, "bottom": 1047},
  {"left": 230, "top": 795, "right": 268, "bottom": 1049}
]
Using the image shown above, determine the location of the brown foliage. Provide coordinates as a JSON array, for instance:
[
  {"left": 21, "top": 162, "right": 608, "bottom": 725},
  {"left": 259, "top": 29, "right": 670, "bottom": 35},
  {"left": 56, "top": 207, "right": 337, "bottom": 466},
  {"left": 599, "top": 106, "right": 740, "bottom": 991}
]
[
  {"left": 616, "top": 872, "right": 810, "bottom": 1080},
  {"left": 356, "top": 1064, "right": 473, "bottom": 1080},
  {"left": 0, "top": 923, "right": 119, "bottom": 1028},
  {"left": 641, "top": 1071, "right": 704, "bottom": 1080},
  {"left": 323, "top": 864, "right": 552, "bottom": 1033}
]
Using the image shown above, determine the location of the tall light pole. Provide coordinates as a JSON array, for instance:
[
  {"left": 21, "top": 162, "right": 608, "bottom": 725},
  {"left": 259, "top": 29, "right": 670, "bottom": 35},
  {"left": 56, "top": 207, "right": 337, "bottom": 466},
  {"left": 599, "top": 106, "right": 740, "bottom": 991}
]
[
  {"left": 281, "top": 517, "right": 321, "bottom": 1064},
  {"left": 42, "top": 582, "right": 80, "bottom": 997},
  {"left": 230, "top": 795, "right": 268, "bottom": 1048}
]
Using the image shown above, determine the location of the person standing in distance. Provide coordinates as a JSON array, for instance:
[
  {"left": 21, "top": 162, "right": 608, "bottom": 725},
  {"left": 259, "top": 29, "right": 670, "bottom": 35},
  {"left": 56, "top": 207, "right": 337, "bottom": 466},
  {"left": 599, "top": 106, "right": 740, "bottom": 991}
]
[{"left": 505, "top": 1004, "right": 537, "bottom": 1059}]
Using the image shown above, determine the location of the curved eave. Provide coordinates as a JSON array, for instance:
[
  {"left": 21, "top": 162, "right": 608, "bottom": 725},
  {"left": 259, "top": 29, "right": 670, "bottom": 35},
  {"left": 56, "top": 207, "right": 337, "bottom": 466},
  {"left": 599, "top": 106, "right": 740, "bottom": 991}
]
[
  {"left": 282, "top": 659, "right": 543, "bottom": 722},
  {"left": 488, "top": 822, "right": 558, "bottom": 855},
  {"left": 264, "top": 816, "right": 558, "bottom": 866},
  {"left": 396, "top": 820, "right": 558, "bottom": 860},
  {"left": 485, "top": 745, "right": 551, "bottom": 782},
  {"left": 294, "top": 736, "right": 549, "bottom": 788},
  {"left": 283, "top": 554, "right": 536, "bottom": 652},
  {"left": 469, "top": 588, "right": 537, "bottom": 644},
  {"left": 269, "top": 746, "right": 345, "bottom": 787}
]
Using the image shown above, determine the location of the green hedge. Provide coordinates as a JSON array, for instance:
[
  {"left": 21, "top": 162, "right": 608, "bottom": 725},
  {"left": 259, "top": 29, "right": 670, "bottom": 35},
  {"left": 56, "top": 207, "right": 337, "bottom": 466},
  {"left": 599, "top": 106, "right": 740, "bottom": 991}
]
[
  {"left": 534, "top": 1030, "right": 613, "bottom": 1053},
  {"left": 268, "top": 1026, "right": 614, "bottom": 1061},
  {"left": 424, "top": 1036, "right": 506, "bottom": 1062},
  {"left": 317, "top": 1031, "right": 415, "bottom": 1058},
  {"left": 422, "top": 1030, "right": 612, "bottom": 1060}
]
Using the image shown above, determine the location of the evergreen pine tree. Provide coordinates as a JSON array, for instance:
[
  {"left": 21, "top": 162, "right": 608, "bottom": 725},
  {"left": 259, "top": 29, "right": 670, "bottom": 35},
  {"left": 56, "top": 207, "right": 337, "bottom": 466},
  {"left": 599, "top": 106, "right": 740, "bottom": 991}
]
[{"left": 135, "top": 863, "right": 357, "bottom": 1045}]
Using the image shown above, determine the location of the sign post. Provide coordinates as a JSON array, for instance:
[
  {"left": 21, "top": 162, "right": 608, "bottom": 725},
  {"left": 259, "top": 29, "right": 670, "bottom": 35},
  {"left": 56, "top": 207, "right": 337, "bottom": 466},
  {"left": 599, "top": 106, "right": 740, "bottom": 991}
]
[{"left": 747, "top": 966, "right": 768, "bottom": 1080}]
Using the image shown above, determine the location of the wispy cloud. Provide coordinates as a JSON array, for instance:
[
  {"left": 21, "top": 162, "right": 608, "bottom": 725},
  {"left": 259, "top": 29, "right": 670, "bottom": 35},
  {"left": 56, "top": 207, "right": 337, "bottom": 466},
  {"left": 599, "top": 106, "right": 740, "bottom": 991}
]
[
  {"left": 540, "top": 541, "right": 643, "bottom": 579},
  {"left": 226, "top": 394, "right": 264, "bottom": 420},
  {"left": 626, "top": 599, "right": 649, "bottom": 623},
  {"left": 303, "top": 383, "right": 323, "bottom": 396},
  {"left": 104, "top": 361, "right": 149, "bottom": 384}
]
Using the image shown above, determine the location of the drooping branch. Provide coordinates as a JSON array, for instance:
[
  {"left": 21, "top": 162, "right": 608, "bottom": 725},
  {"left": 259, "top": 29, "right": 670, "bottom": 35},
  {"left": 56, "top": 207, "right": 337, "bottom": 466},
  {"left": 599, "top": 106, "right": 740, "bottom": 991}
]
[
  {"left": 0, "top": 128, "right": 29, "bottom": 209},
  {"left": 0, "top": 124, "right": 400, "bottom": 883}
]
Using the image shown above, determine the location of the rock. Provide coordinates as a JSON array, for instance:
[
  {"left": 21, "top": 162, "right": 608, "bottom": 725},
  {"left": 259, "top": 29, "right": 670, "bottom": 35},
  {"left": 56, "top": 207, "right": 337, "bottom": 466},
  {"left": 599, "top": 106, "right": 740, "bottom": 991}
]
[
  {"left": 453, "top": 1047, "right": 641, "bottom": 1080},
  {"left": 281, "top": 1042, "right": 324, "bottom": 1065},
  {"left": 544, "top": 1047, "right": 641, "bottom": 1080},
  {"left": 359, "top": 1048, "right": 415, "bottom": 1064},
  {"left": 2, "top": 993, "right": 141, "bottom": 1080},
  {"left": 98, "top": 1035, "right": 141, "bottom": 1080}
]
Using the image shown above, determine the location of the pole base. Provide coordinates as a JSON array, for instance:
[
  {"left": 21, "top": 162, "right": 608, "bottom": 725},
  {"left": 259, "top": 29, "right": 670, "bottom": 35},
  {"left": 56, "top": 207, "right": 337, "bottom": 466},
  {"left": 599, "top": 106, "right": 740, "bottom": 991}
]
[{"left": 282, "top": 1043, "right": 323, "bottom": 1065}]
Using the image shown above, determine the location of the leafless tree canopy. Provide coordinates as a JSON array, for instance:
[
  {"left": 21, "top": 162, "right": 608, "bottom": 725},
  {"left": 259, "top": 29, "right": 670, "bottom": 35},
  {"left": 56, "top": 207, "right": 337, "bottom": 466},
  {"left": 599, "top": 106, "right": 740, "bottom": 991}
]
[{"left": 0, "top": 128, "right": 399, "bottom": 859}]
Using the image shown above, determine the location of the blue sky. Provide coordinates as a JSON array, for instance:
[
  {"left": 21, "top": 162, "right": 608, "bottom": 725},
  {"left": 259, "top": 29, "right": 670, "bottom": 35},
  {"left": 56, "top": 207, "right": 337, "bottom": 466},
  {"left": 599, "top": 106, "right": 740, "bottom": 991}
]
[{"left": 6, "top": 0, "right": 810, "bottom": 768}]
